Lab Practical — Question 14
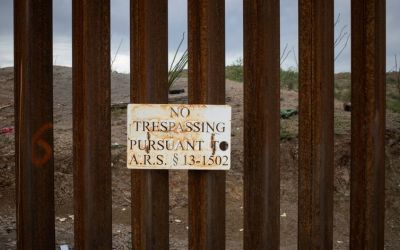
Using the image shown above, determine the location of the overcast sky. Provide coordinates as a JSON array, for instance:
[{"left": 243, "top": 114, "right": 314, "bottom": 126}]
[{"left": 0, "top": 0, "right": 398, "bottom": 73}]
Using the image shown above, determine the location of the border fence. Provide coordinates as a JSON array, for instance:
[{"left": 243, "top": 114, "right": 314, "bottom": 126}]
[{"left": 13, "top": 0, "right": 385, "bottom": 249}]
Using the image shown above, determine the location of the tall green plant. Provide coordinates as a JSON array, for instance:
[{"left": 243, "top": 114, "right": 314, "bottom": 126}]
[
  {"left": 168, "top": 33, "right": 188, "bottom": 89},
  {"left": 111, "top": 38, "right": 123, "bottom": 72}
]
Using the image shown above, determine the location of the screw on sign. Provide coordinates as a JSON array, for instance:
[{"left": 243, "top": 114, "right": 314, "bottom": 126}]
[{"left": 31, "top": 123, "right": 53, "bottom": 167}]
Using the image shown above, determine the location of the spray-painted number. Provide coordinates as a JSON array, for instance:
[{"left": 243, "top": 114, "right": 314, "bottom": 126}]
[{"left": 31, "top": 123, "right": 53, "bottom": 167}]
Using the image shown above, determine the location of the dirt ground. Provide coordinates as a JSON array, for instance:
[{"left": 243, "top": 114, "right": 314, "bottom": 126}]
[{"left": 1, "top": 66, "right": 400, "bottom": 249}]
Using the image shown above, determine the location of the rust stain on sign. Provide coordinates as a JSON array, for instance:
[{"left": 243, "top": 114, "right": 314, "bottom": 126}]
[{"left": 127, "top": 104, "right": 231, "bottom": 170}]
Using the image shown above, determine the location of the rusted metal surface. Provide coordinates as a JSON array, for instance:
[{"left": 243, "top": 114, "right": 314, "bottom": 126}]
[
  {"left": 350, "top": 0, "right": 386, "bottom": 248},
  {"left": 127, "top": 104, "right": 231, "bottom": 170},
  {"left": 14, "top": 0, "right": 55, "bottom": 249},
  {"left": 188, "top": 0, "right": 226, "bottom": 248},
  {"left": 130, "top": 0, "right": 169, "bottom": 249},
  {"left": 243, "top": 0, "right": 280, "bottom": 249},
  {"left": 298, "top": 1, "right": 334, "bottom": 249},
  {"left": 72, "top": 0, "right": 112, "bottom": 248}
]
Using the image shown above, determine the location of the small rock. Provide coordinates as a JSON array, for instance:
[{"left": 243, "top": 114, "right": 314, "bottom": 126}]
[{"left": 343, "top": 102, "right": 351, "bottom": 112}]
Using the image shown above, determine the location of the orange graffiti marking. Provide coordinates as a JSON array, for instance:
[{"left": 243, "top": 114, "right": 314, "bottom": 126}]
[{"left": 32, "top": 123, "right": 53, "bottom": 167}]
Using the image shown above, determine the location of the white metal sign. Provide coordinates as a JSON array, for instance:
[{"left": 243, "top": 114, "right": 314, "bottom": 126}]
[{"left": 127, "top": 104, "right": 231, "bottom": 170}]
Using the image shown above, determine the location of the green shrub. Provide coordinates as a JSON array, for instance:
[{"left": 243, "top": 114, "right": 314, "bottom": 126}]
[
  {"left": 280, "top": 68, "right": 298, "bottom": 90},
  {"left": 226, "top": 58, "right": 243, "bottom": 82},
  {"left": 387, "top": 96, "right": 400, "bottom": 113}
]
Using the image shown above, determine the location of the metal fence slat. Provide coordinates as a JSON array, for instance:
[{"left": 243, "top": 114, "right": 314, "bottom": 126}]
[
  {"left": 350, "top": 0, "right": 386, "bottom": 248},
  {"left": 130, "top": 0, "right": 170, "bottom": 249},
  {"left": 14, "top": 0, "right": 55, "bottom": 248},
  {"left": 298, "top": 1, "right": 334, "bottom": 249},
  {"left": 188, "top": 0, "right": 226, "bottom": 248},
  {"left": 243, "top": 0, "right": 281, "bottom": 249}
]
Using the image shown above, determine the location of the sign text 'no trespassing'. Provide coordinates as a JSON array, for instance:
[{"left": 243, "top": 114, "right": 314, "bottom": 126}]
[{"left": 127, "top": 104, "right": 231, "bottom": 170}]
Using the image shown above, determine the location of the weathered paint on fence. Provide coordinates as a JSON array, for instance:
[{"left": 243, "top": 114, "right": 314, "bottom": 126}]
[
  {"left": 14, "top": 0, "right": 55, "bottom": 248},
  {"left": 243, "top": 0, "right": 281, "bottom": 249},
  {"left": 130, "top": 0, "right": 170, "bottom": 249},
  {"left": 351, "top": 0, "right": 386, "bottom": 248},
  {"left": 298, "top": 0, "right": 334, "bottom": 249},
  {"left": 188, "top": 0, "right": 226, "bottom": 248},
  {"left": 72, "top": 0, "right": 112, "bottom": 248}
]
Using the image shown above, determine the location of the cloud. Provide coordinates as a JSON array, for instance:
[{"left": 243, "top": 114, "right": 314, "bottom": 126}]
[
  {"left": 0, "top": 39, "right": 13, "bottom": 66},
  {"left": 0, "top": 1, "right": 12, "bottom": 37},
  {"left": 0, "top": 1, "right": 13, "bottom": 66},
  {"left": 53, "top": 0, "right": 72, "bottom": 37},
  {"left": 1, "top": 0, "right": 399, "bottom": 73},
  {"left": 387, "top": 0, "right": 400, "bottom": 71},
  {"left": 226, "top": 0, "right": 243, "bottom": 61},
  {"left": 334, "top": 0, "right": 351, "bottom": 72}
]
